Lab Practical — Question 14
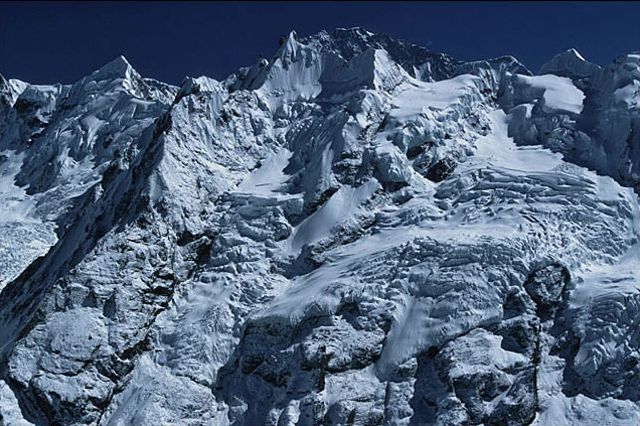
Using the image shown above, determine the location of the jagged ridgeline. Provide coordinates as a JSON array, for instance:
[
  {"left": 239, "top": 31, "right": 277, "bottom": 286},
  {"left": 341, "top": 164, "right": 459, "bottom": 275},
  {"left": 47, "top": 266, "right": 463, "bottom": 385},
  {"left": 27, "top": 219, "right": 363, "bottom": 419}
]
[{"left": 0, "top": 28, "right": 639, "bottom": 425}]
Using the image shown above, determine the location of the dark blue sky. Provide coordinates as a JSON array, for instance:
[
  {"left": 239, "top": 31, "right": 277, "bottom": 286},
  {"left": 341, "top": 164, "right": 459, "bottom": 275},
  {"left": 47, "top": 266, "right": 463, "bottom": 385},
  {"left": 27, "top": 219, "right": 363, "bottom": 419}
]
[{"left": 1, "top": 1, "right": 639, "bottom": 85}]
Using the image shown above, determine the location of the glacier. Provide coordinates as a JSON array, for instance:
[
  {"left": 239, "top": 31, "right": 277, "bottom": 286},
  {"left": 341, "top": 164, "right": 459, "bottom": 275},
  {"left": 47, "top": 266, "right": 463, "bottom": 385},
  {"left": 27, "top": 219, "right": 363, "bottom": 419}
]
[{"left": 0, "top": 27, "right": 639, "bottom": 425}]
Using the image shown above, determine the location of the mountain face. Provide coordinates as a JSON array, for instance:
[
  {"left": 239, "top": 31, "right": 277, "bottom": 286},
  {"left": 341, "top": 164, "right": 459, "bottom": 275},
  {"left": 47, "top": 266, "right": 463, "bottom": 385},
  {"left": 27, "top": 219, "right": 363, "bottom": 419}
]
[{"left": 0, "top": 27, "right": 639, "bottom": 425}]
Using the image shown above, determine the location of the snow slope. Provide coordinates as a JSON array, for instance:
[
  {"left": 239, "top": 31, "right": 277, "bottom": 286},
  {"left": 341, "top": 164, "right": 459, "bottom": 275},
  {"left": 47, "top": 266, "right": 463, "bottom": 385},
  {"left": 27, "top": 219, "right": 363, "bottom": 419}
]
[{"left": 0, "top": 28, "right": 639, "bottom": 426}]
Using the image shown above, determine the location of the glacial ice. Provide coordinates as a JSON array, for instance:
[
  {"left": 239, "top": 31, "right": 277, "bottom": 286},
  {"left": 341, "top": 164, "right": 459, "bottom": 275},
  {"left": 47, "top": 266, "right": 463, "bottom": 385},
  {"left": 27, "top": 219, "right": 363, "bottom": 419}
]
[{"left": 0, "top": 28, "right": 639, "bottom": 425}]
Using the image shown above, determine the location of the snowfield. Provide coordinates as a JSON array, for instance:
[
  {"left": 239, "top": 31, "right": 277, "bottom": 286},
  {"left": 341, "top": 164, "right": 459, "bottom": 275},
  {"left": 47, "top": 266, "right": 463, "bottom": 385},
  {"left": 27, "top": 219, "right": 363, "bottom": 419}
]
[{"left": 0, "top": 28, "right": 639, "bottom": 425}]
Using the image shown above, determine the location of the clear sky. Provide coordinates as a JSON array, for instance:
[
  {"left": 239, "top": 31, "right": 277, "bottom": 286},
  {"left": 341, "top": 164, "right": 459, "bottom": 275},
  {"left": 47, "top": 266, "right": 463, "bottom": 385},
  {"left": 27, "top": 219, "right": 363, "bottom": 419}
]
[{"left": 1, "top": 1, "right": 639, "bottom": 85}]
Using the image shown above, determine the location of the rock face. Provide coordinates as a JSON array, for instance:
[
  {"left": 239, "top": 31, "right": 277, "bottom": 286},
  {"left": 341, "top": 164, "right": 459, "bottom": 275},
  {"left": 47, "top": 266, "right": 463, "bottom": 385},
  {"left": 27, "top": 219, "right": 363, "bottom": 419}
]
[{"left": 0, "top": 28, "right": 639, "bottom": 425}]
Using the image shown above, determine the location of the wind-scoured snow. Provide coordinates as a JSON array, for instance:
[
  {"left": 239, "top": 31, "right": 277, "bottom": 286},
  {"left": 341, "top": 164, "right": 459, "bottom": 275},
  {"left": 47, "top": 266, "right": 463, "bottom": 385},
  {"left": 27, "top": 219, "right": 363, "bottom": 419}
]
[
  {"left": 237, "top": 148, "right": 294, "bottom": 197},
  {"left": 287, "top": 179, "right": 379, "bottom": 252},
  {"left": 514, "top": 74, "right": 585, "bottom": 114},
  {"left": 391, "top": 74, "right": 482, "bottom": 116}
]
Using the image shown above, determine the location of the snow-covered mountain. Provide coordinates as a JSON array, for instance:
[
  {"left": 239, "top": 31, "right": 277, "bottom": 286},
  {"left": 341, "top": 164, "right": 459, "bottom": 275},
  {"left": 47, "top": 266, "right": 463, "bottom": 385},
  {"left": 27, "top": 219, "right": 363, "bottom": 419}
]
[{"left": 0, "top": 28, "right": 639, "bottom": 425}]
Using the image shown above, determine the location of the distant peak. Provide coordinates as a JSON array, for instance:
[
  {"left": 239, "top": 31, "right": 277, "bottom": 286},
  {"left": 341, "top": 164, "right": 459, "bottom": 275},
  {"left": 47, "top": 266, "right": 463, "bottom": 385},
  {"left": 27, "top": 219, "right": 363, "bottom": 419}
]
[
  {"left": 90, "top": 55, "right": 137, "bottom": 81},
  {"left": 456, "top": 55, "right": 532, "bottom": 77},
  {"left": 102, "top": 55, "right": 132, "bottom": 72},
  {"left": 321, "top": 27, "right": 377, "bottom": 46},
  {"left": 540, "top": 48, "right": 600, "bottom": 78},
  {"left": 566, "top": 48, "right": 586, "bottom": 61},
  {"left": 550, "top": 48, "right": 587, "bottom": 63},
  {"left": 301, "top": 27, "right": 459, "bottom": 81},
  {"left": 334, "top": 27, "right": 374, "bottom": 37},
  {"left": 175, "top": 75, "right": 222, "bottom": 102},
  {"left": 0, "top": 75, "right": 29, "bottom": 106},
  {"left": 273, "top": 30, "right": 307, "bottom": 62},
  {"left": 287, "top": 30, "right": 298, "bottom": 44}
]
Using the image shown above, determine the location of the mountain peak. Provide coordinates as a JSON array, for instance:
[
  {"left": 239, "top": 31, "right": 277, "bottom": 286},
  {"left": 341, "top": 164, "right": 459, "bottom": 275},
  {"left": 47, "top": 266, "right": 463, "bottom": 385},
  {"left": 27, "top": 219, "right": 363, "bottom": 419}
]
[
  {"left": 565, "top": 48, "right": 586, "bottom": 61},
  {"left": 550, "top": 48, "right": 588, "bottom": 65},
  {"left": 275, "top": 30, "right": 302, "bottom": 56},
  {"left": 0, "top": 75, "right": 29, "bottom": 106},
  {"left": 90, "top": 55, "right": 137, "bottom": 81},
  {"left": 299, "top": 27, "right": 460, "bottom": 81},
  {"left": 334, "top": 26, "right": 375, "bottom": 38},
  {"left": 540, "top": 48, "right": 600, "bottom": 78}
]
